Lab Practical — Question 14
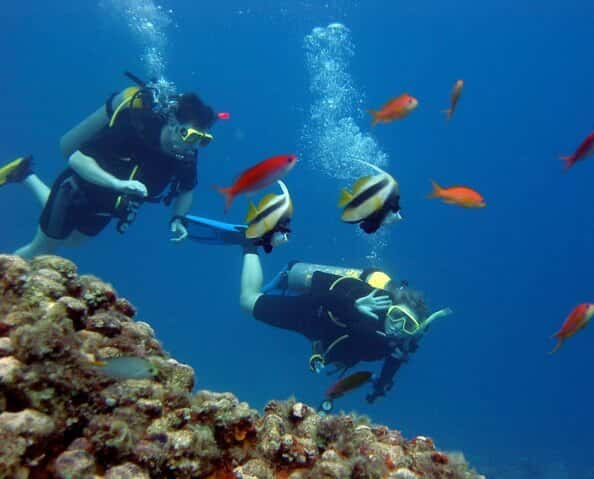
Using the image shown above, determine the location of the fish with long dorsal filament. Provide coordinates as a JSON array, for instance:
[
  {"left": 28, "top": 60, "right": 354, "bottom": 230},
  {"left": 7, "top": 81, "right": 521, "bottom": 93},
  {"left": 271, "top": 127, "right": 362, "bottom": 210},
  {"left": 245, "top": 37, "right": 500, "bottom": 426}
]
[{"left": 339, "top": 160, "right": 401, "bottom": 234}]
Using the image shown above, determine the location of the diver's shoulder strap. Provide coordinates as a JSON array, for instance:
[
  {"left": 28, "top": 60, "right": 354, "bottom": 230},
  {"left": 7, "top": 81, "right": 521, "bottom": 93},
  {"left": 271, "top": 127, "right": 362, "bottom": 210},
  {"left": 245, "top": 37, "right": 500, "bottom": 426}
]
[{"left": 105, "top": 92, "right": 118, "bottom": 120}]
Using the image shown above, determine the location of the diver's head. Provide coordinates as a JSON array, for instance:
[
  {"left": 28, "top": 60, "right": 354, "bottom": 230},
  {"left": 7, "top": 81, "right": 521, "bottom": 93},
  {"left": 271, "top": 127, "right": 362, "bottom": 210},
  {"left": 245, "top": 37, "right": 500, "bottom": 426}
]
[
  {"left": 159, "top": 92, "right": 217, "bottom": 161},
  {"left": 382, "top": 284, "right": 429, "bottom": 338}
]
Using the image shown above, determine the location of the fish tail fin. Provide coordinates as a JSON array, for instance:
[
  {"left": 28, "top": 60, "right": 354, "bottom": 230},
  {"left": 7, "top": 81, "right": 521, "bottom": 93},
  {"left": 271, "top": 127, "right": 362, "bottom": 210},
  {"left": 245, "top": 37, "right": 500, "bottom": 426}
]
[
  {"left": 549, "top": 336, "right": 563, "bottom": 355},
  {"left": 426, "top": 179, "right": 442, "bottom": 199},
  {"left": 441, "top": 108, "right": 452, "bottom": 120},
  {"left": 368, "top": 109, "right": 379, "bottom": 127},
  {"left": 560, "top": 155, "right": 575, "bottom": 171},
  {"left": 214, "top": 185, "right": 235, "bottom": 212}
]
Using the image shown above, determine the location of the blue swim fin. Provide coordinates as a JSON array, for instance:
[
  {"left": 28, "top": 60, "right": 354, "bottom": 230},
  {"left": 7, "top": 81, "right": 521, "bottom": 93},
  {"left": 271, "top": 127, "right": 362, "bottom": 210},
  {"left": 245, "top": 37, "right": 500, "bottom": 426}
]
[{"left": 184, "top": 215, "right": 248, "bottom": 246}]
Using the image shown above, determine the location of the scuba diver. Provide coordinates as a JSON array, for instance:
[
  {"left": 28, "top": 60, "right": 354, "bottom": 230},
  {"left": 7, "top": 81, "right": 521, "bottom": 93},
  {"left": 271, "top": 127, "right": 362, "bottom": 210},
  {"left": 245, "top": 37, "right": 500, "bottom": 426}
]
[
  {"left": 239, "top": 252, "right": 451, "bottom": 403},
  {"left": 0, "top": 72, "right": 218, "bottom": 259}
]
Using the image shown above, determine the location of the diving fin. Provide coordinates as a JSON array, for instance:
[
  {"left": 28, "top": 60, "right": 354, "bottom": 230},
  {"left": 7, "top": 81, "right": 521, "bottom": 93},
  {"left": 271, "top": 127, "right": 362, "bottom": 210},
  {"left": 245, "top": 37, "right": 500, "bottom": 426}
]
[
  {"left": 0, "top": 155, "right": 33, "bottom": 186},
  {"left": 184, "top": 215, "right": 248, "bottom": 246}
]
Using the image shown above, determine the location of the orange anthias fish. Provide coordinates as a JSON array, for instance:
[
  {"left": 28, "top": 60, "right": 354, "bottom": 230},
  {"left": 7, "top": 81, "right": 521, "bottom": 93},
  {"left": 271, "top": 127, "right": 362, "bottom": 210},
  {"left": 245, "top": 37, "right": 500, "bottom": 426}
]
[
  {"left": 368, "top": 93, "right": 418, "bottom": 126},
  {"left": 560, "top": 131, "right": 594, "bottom": 170},
  {"left": 442, "top": 79, "right": 464, "bottom": 121},
  {"left": 215, "top": 154, "right": 297, "bottom": 211},
  {"left": 426, "top": 180, "right": 486, "bottom": 208},
  {"left": 550, "top": 303, "right": 594, "bottom": 354},
  {"left": 325, "top": 371, "right": 373, "bottom": 400}
]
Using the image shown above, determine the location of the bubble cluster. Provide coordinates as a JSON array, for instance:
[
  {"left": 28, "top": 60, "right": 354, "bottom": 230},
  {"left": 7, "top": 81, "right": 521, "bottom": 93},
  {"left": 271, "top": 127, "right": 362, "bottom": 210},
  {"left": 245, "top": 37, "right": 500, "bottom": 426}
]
[
  {"left": 302, "top": 23, "right": 388, "bottom": 181},
  {"left": 302, "top": 23, "right": 390, "bottom": 262},
  {"left": 102, "top": 0, "right": 173, "bottom": 81}
]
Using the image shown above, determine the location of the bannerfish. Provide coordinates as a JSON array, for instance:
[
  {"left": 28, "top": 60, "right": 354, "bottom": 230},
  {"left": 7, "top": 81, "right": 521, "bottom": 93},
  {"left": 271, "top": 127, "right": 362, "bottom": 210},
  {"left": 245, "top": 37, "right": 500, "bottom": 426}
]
[
  {"left": 215, "top": 154, "right": 297, "bottom": 211},
  {"left": 86, "top": 356, "right": 158, "bottom": 380},
  {"left": 442, "top": 79, "right": 464, "bottom": 121},
  {"left": 368, "top": 93, "right": 418, "bottom": 126},
  {"left": 245, "top": 180, "right": 293, "bottom": 240},
  {"left": 560, "top": 131, "right": 594, "bottom": 170},
  {"left": 339, "top": 160, "right": 401, "bottom": 234},
  {"left": 426, "top": 180, "right": 486, "bottom": 208},
  {"left": 326, "top": 371, "right": 373, "bottom": 400},
  {"left": 550, "top": 303, "right": 594, "bottom": 354}
]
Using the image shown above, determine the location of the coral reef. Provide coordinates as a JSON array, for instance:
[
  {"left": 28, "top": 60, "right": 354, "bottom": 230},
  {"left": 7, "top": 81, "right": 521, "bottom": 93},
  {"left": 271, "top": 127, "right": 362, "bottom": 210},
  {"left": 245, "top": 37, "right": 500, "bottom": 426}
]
[{"left": 0, "top": 254, "right": 485, "bottom": 479}]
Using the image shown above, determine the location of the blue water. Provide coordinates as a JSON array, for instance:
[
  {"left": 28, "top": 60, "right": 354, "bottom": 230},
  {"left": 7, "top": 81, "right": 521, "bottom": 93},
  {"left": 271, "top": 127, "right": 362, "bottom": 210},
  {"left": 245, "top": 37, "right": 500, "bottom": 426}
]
[{"left": 2, "top": 1, "right": 594, "bottom": 477}]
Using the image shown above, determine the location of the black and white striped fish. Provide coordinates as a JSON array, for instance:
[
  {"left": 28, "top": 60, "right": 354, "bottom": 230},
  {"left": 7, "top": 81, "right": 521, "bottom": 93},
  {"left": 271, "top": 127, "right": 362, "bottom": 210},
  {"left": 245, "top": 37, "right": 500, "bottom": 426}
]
[
  {"left": 245, "top": 180, "right": 293, "bottom": 239},
  {"left": 339, "top": 161, "right": 400, "bottom": 226}
]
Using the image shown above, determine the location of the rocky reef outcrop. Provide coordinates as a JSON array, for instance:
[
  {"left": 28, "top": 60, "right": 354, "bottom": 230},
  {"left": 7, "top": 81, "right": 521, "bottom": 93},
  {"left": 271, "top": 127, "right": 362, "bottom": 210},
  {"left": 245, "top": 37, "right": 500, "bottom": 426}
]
[{"left": 0, "top": 254, "right": 484, "bottom": 479}]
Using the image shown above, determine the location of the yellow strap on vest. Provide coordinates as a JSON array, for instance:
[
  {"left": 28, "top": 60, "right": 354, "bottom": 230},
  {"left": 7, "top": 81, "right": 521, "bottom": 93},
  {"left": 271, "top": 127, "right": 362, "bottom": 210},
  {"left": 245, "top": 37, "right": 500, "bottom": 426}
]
[{"left": 114, "top": 165, "right": 139, "bottom": 209}]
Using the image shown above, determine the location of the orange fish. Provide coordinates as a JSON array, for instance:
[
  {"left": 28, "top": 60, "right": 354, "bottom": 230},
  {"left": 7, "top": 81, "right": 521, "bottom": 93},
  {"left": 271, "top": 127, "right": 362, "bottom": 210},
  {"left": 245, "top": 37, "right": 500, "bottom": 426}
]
[
  {"left": 442, "top": 79, "right": 464, "bottom": 121},
  {"left": 550, "top": 303, "right": 594, "bottom": 354},
  {"left": 427, "top": 180, "right": 486, "bottom": 208},
  {"left": 368, "top": 93, "right": 418, "bottom": 126}
]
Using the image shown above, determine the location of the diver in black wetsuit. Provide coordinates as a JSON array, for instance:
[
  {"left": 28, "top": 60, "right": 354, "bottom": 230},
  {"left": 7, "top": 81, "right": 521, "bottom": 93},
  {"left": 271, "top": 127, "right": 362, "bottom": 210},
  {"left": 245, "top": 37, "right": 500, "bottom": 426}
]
[
  {"left": 239, "top": 248, "right": 452, "bottom": 403},
  {"left": 2, "top": 78, "right": 217, "bottom": 259}
]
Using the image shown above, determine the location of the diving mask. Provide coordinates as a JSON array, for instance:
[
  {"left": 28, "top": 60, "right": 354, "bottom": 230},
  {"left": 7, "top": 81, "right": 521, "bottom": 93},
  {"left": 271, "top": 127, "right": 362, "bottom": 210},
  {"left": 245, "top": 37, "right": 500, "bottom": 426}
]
[
  {"left": 385, "top": 304, "right": 421, "bottom": 336},
  {"left": 179, "top": 126, "right": 213, "bottom": 146}
]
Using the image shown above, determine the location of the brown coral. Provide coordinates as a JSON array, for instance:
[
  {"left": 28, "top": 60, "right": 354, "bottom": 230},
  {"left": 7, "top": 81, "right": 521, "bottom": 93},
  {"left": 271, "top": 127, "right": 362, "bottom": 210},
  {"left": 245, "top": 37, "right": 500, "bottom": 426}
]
[{"left": 0, "top": 254, "right": 484, "bottom": 479}]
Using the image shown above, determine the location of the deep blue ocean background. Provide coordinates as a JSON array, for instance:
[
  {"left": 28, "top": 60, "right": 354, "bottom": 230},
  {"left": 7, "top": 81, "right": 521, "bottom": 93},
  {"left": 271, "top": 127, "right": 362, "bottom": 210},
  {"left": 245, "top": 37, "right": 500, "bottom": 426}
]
[{"left": 2, "top": 1, "right": 594, "bottom": 477}]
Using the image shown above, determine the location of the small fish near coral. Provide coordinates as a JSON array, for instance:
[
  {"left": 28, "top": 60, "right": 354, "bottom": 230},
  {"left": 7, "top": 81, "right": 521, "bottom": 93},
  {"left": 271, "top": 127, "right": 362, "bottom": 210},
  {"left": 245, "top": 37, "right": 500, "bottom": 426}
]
[
  {"left": 368, "top": 93, "right": 418, "bottom": 126},
  {"left": 214, "top": 154, "right": 298, "bottom": 211},
  {"left": 550, "top": 303, "right": 594, "bottom": 354},
  {"left": 85, "top": 356, "right": 159, "bottom": 380},
  {"left": 442, "top": 79, "right": 464, "bottom": 121},
  {"left": 560, "top": 131, "right": 594, "bottom": 170},
  {"left": 426, "top": 180, "right": 486, "bottom": 208}
]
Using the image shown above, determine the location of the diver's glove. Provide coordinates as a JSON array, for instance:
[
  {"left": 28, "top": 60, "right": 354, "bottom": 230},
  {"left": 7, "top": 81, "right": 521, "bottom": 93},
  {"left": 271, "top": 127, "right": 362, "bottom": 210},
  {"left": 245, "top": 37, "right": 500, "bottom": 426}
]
[{"left": 170, "top": 215, "right": 189, "bottom": 242}]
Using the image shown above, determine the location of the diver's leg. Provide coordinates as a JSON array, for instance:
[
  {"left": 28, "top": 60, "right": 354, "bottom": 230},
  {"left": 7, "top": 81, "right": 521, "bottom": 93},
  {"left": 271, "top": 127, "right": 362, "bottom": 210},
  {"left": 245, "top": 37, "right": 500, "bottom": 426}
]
[
  {"left": 23, "top": 175, "right": 51, "bottom": 207},
  {"left": 14, "top": 227, "right": 62, "bottom": 259},
  {"left": 240, "top": 247, "right": 264, "bottom": 314}
]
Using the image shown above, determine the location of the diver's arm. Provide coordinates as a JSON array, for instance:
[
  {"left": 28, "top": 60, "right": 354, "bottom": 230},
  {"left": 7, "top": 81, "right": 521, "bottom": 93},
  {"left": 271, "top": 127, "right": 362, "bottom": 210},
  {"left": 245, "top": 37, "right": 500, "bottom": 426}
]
[
  {"left": 169, "top": 190, "right": 193, "bottom": 242},
  {"left": 366, "top": 355, "right": 402, "bottom": 403},
  {"left": 171, "top": 190, "right": 193, "bottom": 217},
  {"left": 240, "top": 248, "right": 264, "bottom": 314},
  {"left": 69, "top": 151, "right": 147, "bottom": 196}
]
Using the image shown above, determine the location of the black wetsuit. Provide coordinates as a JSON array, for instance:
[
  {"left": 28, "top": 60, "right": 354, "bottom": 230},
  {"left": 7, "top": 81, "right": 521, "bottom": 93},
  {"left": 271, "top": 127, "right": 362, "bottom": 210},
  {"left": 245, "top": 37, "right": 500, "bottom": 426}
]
[
  {"left": 40, "top": 109, "right": 197, "bottom": 239},
  {"left": 253, "top": 272, "right": 420, "bottom": 400}
]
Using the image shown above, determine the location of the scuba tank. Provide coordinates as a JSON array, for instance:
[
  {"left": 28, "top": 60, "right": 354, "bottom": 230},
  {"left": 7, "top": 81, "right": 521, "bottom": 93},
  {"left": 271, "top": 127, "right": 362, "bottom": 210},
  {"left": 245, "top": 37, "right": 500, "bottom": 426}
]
[
  {"left": 286, "top": 262, "right": 393, "bottom": 292},
  {"left": 59, "top": 72, "right": 158, "bottom": 158},
  {"left": 59, "top": 86, "right": 148, "bottom": 158}
]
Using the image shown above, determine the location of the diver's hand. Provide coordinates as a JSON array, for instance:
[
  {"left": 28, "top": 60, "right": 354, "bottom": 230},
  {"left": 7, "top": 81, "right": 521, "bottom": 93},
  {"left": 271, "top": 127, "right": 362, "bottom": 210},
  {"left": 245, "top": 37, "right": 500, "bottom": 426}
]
[
  {"left": 366, "top": 376, "right": 391, "bottom": 403},
  {"left": 114, "top": 179, "right": 148, "bottom": 198},
  {"left": 355, "top": 289, "right": 392, "bottom": 320},
  {"left": 170, "top": 217, "right": 188, "bottom": 243}
]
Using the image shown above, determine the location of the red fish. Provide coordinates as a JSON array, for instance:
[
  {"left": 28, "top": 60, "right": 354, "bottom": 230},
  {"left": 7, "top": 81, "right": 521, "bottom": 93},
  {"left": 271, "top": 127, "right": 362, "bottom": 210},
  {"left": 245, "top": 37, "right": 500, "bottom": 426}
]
[
  {"left": 561, "top": 131, "right": 594, "bottom": 170},
  {"left": 368, "top": 93, "right": 418, "bottom": 126},
  {"left": 217, "top": 112, "right": 230, "bottom": 120},
  {"left": 325, "top": 371, "right": 373, "bottom": 400},
  {"left": 426, "top": 180, "right": 486, "bottom": 208},
  {"left": 442, "top": 79, "right": 464, "bottom": 121},
  {"left": 550, "top": 303, "right": 594, "bottom": 354},
  {"left": 215, "top": 154, "right": 297, "bottom": 211}
]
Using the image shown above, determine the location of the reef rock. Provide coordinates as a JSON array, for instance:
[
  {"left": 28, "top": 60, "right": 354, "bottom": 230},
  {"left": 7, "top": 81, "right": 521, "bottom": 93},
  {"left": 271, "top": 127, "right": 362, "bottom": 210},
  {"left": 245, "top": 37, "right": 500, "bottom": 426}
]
[{"left": 0, "top": 254, "right": 484, "bottom": 479}]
